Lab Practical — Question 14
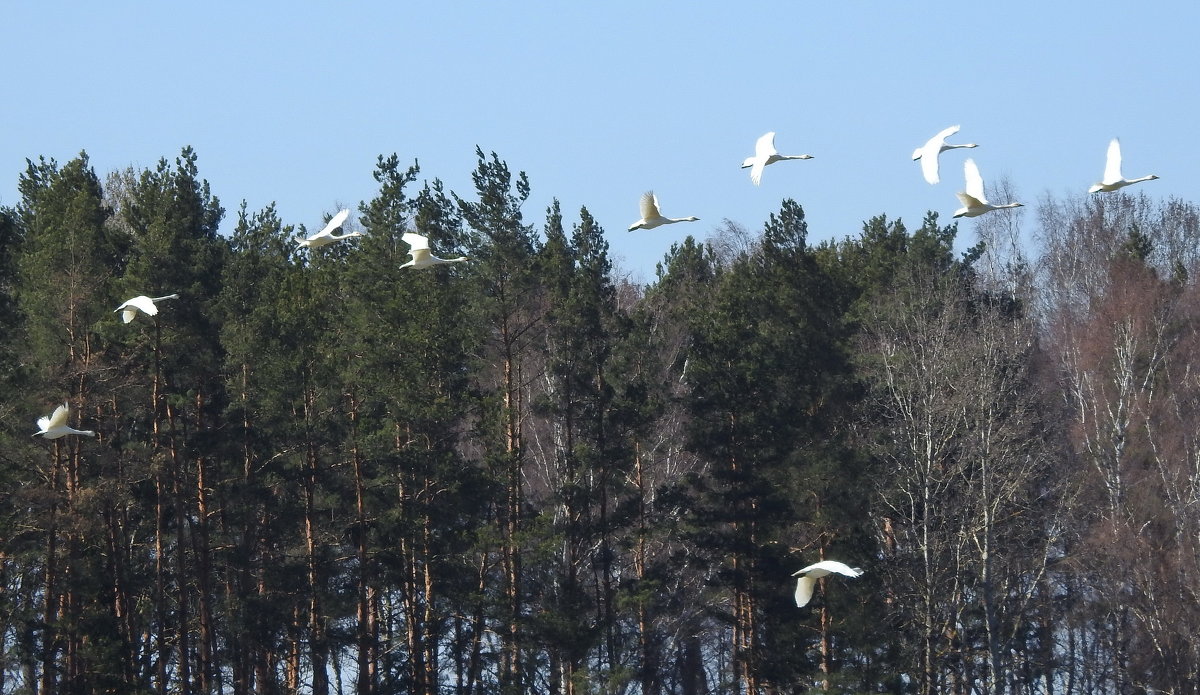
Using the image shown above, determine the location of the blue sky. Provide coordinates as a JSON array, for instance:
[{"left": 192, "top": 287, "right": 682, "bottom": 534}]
[{"left": 3, "top": 2, "right": 1196, "bottom": 283}]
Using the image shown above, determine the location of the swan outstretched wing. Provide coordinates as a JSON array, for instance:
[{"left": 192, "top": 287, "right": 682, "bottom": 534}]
[
  {"left": 1103, "top": 138, "right": 1123, "bottom": 185},
  {"left": 963, "top": 159, "right": 986, "bottom": 202},
  {"left": 311, "top": 209, "right": 351, "bottom": 239},
  {"left": 750, "top": 132, "right": 778, "bottom": 185},
  {"left": 46, "top": 403, "right": 70, "bottom": 430},
  {"left": 794, "top": 575, "right": 817, "bottom": 607},
  {"left": 116, "top": 295, "right": 158, "bottom": 322},
  {"left": 920, "top": 148, "right": 941, "bottom": 184},
  {"left": 401, "top": 232, "right": 434, "bottom": 264},
  {"left": 956, "top": 192, "right": 983, "bottom": 209},
  {"left": 754, "top": 132, "right": 778, "bottom": 159},
  {"left": 932, "top": 124, "right": 960, "bottom": 143},
  {"left": 793, "top": 560, "right": 863, "bottom": 579},
  {"left": 402, "top": 232, "right": 431, "bottom": 252},
  {"left": 639, "top": 191, "right": 662, "bottom": 220},
  {"left": 750, "top": 160, "right": 767, "bottom": 185},
  {"left": 918, "top": 126, "right": 962, "bottom": 184}
]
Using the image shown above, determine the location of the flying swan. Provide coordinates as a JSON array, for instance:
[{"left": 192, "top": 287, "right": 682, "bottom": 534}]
[
  {"left": 628, "top": 191, "right": 699, "bottom": 231},
  {"left": 953, "top": 159, "right": 1023, "bottom": 218},
  {"left": 1088, "top": 138, "right": 1158, "bottom": 193},
  {"left": 912, "top": 125, "right": 977, "bottom": 185},
  {"left": 741, "top": 131, "right": 812, "bottom": 185},
  {"left": 115, "top": 294, "right": 179, "bottom": 323},
  {"left": 34, "top": 402, "right": 95, "bottom": 439},
  {"left": 400, "top": 232, "right": 470, "bottom": 269},
  {"left": 296, "top": 209, "right": 362, "bottom": 248},
  {"left": 792, "top": 560, "right": 863, "bottom": 608}
]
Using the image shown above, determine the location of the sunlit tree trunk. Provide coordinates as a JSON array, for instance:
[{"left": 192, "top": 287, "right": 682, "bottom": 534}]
[
  {"left": 349, "top": 396, "right": 377, "bottom": 695},
  {"left": 301, "top": 384, "right": 329, "bottom": 695}
]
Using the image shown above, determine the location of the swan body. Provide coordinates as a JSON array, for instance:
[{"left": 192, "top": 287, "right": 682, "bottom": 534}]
[
  {"left": 913, "top": 125, "right": 977, "bottom": 184},
  {"left": 34, "top": 403, "right": 95, "bottom": 439},
  {"left": 1088, "top": 138, "right": 1158, "bottom": 193},
  {"left": 953, "top": 159, "right": 1023, "bottom": 218},
  {"left": 296, "top": 209, "right": 362, "bottom": 248},
  {"left": 741, "top": 131, "right": 812, "bottom": 185},
  {"left": 628, "top": 191, "right": 699, "bottom": 231},
  {"left": 792, "top": 560, "right": 863, "bottom": 608},
  {"left": 400, "top": 232, "right": 470, "bottom": 269},
  {"left": 115, "top": 294, "right": 179, "bottom": 323}
]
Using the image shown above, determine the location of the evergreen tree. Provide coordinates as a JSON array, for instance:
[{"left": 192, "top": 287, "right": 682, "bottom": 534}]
[
  {"left": 13, "top": 152, "right": 125, "bottom": 693},
  {"left": 531, "top": 202, "right": 634, "bottom": 694},
  {"left": 455, "top": 148, "right": 539, "bottom": 695},
  {"left": 117, "top": 147, "right": 229, "bottom": 694},
  {"left": 340, "top": 155, "right": 482, "bottom": 694},
  {"left": 0, "top": 205, "right": 18, "bottom": 689},
  {"left": 684, "top": 200, "right": 859, "bottom": 692},
  {"left": 217, "top": 201, "right": 302, "bottom": 693},
  {"left": 629, "top": 236, "right": 721, "bottom": 695}
]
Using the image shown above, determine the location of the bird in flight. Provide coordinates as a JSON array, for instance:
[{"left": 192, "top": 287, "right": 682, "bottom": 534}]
[
  {"left": 1088, "top": 138, "right": 1158, "bottom": 193},
  {"left": 400, "top": 232, "right": 470, "bottom": 269},
  {"left": 115, "top": 294, "right": 179, "bottom": 323},
  {"left": 628, "top": 191, "right": 699, "bottom": 231},
  {"left": 792, "top": 560, "right": 863, "bottom": 608},
  {"left": 34, "top": 402, "right": 96, "bottom": 439},
  {"left": 953, "top": 159, "right": 1023, "bottom": 218},
  {"left": 296, "top": 209, "right": 362, "bottom": 248},
  {"left": 912, "top": 125, "right": 977, "bottom": 185},
  {"left": 741, "top": 131, "right": 812, "bottom": 185}
]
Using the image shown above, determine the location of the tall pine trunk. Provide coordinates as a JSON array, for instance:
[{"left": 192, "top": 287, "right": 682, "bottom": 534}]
[{"left": 302, "top": 384, "right": 329, "bottom": 695}]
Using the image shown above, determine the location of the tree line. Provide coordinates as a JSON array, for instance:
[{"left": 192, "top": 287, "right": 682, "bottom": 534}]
[{"left": 1, "top": 146, "right": 1198, "bottom": 695}]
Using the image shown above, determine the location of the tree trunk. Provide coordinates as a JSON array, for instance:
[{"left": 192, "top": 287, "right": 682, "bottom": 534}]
[
  {"left": 302, "top": 394, "right": 329, "bottom": 695},
  {"left": 41, "top": 444, "right": 62, "bottom": 695},
  {"left": 633, "top": 441, "right": 660, "bottom": 695},
  {"left": 194, "top": 392, "right": 216, "bottom": 695},
  {"left": 351, "top": 397, "right": 377, "bottom": 695},
  {"left": 501, "top": 342, "right": 524, "bottom": 694}
]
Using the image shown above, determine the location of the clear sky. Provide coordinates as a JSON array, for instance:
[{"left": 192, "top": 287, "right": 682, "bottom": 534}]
[{"left": 3, "top": 2, "right": 1196, "bottom": 283}]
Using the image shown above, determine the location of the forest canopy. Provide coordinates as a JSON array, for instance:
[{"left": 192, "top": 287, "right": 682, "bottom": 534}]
[{"left": 2, "top": 147, "right": 1199, "bottom": 695}]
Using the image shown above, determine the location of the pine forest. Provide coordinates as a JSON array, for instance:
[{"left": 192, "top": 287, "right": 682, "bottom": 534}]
[{"left": 4, "top": 146, "right": 1200, "bottom": 695}]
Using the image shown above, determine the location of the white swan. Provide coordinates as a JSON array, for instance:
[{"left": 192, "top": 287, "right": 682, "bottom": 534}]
[
  {"left": 400, "top": 232, "right": 469, "bottom": 269},
  {"left": 953, "top": 159, "right": 1023, "bottom": 218},
  {"left": 628, "top": 191, "right": 699, "bottom": 231},
  {"left": 115, "top": 294, "right": 179, "bottom": 323},
  {"left": 34, "top": 402, "right": 96, "bottom": 439},
  {"left": 741, "top": 132, "right": 812, "bottom": 185},
  {"left": 296, "top": 209, "right": 362, "bottom": 248},
  {"left": 912, "top": 125, "right": 977, "bottom": 185},
  {"left": 1088, "top": 138, "right": 1159, "bottom": 193},
  {"left": 792, "top": 560, "right": 863, "bottom": 608}
]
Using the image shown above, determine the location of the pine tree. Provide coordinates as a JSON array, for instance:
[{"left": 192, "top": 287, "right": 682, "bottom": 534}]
[
  {"left": 217, "top": 201, "right": 301, "bottom": 693},
  {"left": 0, "top": 205, "right": 18, "bottom": 692},
  {"left": 682, "top": 200, "right": 859, "bottom": 692},
  {"left": 629, "top": 236, "right": 720, "bottom": 695},
  {"left": 454, "top": 147, "right": 539, "bottom": 695},
  {"left": 13, "top": 152, "right": 125, "bottom": 693},
  {"left": 531, "top": 202, "right": 634, "bottom": 693},
  {"left": 117, "top": 147, "right": 228, "bottom": 694},
  {"left": 338, "top": 155, "right": 481, "bottom": 694}
]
